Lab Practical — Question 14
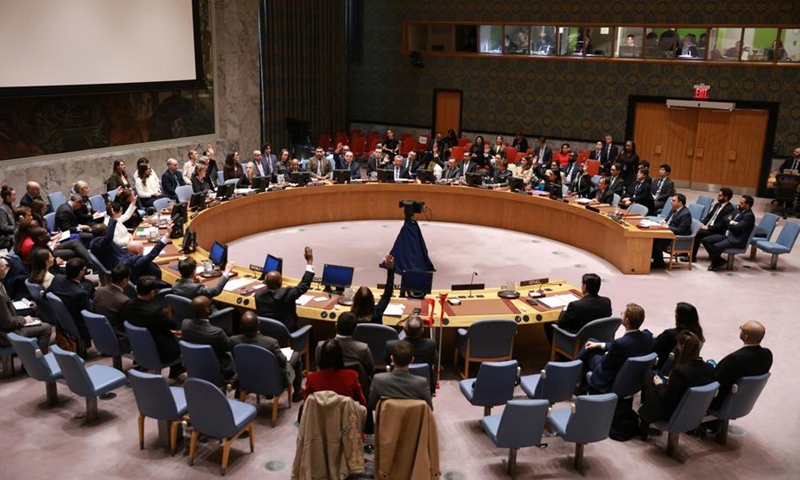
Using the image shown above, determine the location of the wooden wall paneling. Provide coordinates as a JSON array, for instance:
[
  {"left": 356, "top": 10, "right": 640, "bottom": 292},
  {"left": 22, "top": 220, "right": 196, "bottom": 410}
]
[
  {"left": 633, "top": 103, "right": 664, "bottom": 164},
  {"left": 724, "top": 109, "right": 769, "bottom": 189},
  {"left": 691, "top": 109, "right": 731, "bottom": 185},
  {"left": 662, "top": 107, "right": 698, "bottom": 182}
]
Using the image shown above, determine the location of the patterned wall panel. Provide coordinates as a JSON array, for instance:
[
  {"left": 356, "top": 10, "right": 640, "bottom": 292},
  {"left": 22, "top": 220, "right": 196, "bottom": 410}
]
[{"left": 349, "top": 0, "right": 800, "bottom": 154}]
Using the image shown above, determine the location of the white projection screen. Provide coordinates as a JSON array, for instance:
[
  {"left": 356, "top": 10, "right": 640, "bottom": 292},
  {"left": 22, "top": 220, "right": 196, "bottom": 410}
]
[{"left": 0, "top": 0, "right": 202, "bottom": 95}]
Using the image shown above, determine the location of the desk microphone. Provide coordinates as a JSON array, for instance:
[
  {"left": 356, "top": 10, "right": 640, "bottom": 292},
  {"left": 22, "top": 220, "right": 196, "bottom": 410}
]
[{"left": 468, "top": 271, "right": 478, "bottom": 298}]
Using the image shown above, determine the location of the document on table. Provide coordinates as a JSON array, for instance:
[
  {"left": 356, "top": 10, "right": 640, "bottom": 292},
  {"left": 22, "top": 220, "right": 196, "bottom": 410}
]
[
  {"left": 639, "top": 220, "right": 662, "bottom": 228},
  {"left": 295, "top": 294, "right": 314, "bottom": 306},
  {"left": 383, "top": 303, "right": 407, "bottom": 316},
  {"left": 539, "top": 293, "right": 582, "bottom": 309},
  {"left": 223, "top": 278, "right": 253, "bottom": 291}
]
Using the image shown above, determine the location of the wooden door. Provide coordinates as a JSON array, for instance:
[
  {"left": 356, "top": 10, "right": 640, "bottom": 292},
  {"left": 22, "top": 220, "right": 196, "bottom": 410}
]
[
  {"left": 724, "top": 110, "right": 769, "bottom": 189},
  {"left": 434, "top": 90, "right": 462, "bottom": 137},
  {"left": 633, "top": 103, "right": 698, "bottom": 182},
  {"left": 692, "top": 110, "right": 731, "bottom": 186}
]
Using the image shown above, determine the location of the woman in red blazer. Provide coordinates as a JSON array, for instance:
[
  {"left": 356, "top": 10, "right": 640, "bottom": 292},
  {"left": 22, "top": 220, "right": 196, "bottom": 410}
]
[{"left": 303, "top": 339, "right": 366, "bottom": 406}]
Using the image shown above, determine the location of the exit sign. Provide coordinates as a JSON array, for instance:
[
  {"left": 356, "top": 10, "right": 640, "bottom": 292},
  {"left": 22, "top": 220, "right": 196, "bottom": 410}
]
[{"left": 693, "top": 84, "right": 710, "bottom": 99}]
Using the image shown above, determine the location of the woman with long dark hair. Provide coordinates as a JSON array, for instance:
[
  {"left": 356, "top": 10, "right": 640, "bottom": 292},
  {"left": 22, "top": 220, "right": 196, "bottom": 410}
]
[
  {"left": 617, "top": 140, "right": 640, "bottom": 187},
  {"left": 28, "top": 248, "right": 55, "bottom": 289},
  {"left": 0, "top": 186, "right": 17, "bottom": 250},
  {"left": 653, "top": 302, "right": 705, "bottom": 372},
  {"left": 134, "top": 163, "right": 163, "bottom": 208},
  {"left": 223, "top": 151, "right": 243, "bottom": 180},
  {"left": 351, "top": 255, "right": 395, "bottom": 324},
  {"left": 106, "top": 159, "right": 130, "bottom": 191}
]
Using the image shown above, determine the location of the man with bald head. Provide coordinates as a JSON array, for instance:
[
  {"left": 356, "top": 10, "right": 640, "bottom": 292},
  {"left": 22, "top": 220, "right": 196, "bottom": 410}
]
[
  {"left": 161, "top": 158, "right": 185, "bottom": 201},
  {"left": 20, "top": 181, "right": 50, "bottom": 213},
  {"left": 386, "top": 314, "right": 438, "bottom": 392},
  {"left": 180, "top": 295, "right": 234, "bottom": 380},
  {"left": 90, "top": 217, "right": 173, "bottom": 284},
  {"left": 710, "top": 321, "right": 772, "bottom": 409},
  {"left": 255, "top": 246, "right": 314, "bottom": 332}
]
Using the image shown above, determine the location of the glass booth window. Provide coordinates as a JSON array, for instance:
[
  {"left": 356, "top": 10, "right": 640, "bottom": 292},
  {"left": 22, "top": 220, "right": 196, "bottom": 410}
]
[
  {"left": 708, "top": 28, "right": 743, "bottom": 61},
  {"left": 504, "top": 26, "right": 530, "bottom": 54},
  {"left": 407, "top": 24, "right": 429, "bottom": 53},
  {"left": 531, "top": 26, "right": 556, "bottom": 55},
  {"left": 775, "top": 29, "right": 797, "bottom": 62},
  {"left": 645, "top": 28, "right": 678, "bottom": 58},
  {"left": 676, "top": 28, "right": 708, "bottom": 59},
  {"left": 455, "top": 25, "right": 478, "bottom": 53},
  {"left": 479, "top": 25, "right": 504, "bottom": 54},
  {"left": 617, "top": 27, "right": 645, "bottom": 58},
  {"left": 558, "top": 27, "right": 586, "bottom": 55},
  {"left": 741, "top": 28, "right": 778, "bottom": 61},
  {"left": 586, "top": 26, "right": 613, "bottom": 57}
]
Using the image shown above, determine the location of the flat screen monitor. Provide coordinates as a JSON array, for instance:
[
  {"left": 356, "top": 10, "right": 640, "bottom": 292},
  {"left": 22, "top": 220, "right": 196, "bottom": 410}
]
[
  {"left": 189, "top": 191, "right": 207, "bottom": 211},
  {"left": 400, "top": 270, "right": 434, "bottom": 299},
  {"left": 259, "top": 254, "right": 283, "bottom": 280},
  {"left": 171, "top": 201, "right": 188, "bottom": 224},
  {"left": 208, "top": 241, "right": 227, "bottom": 268},
  {"left": 465, "top": 172, "right": 482, "bottom": 187},
  {"left": 290, "top": 171, "right": 311, "bottom": 186},
  {"left": 252, "top": 176, "right": 267, "bottom": 192},
  {"left": 181, "top": 226, "right": 194, "bottom": 253},
  {"left": 417, "top": 169, "right": 435, "bottom": 184},
  {"left": 217, "top": 182, "right": 235, "bottom": 200},
  {"left": 508, "top": 177, "right": 524, "bottom": 192},
  {"left": 378, "top": 169, "right": 394, "bottom": 183},
  {"left": 321, "top": 264, "right": 355, "bottom": 293},
  {"left": 332, "top": 169, "right": 351, "bottom": 184}
]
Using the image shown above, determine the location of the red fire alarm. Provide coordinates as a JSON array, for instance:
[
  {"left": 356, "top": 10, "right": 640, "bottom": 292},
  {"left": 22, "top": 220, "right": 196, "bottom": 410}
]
[{"left": 693, "top": 84, "right": 710, "bottom": 99}]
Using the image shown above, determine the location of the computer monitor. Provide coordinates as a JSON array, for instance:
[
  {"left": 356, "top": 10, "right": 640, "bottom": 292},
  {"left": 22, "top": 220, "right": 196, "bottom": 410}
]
[
  {"left": 508, "top": 177, "right": 524, "bottom": 193},
  {"left": 290, "top": 171, "right": 311, "bottom": 186},
  {"left": 217, "top": 183, "right": 235, "bottom": 201},
  {"left": 189, "top": 191, "right": 207, "bottom": 211},
  {"left": 208, "top": 241, "right": 228, "bottom": 268},
  {"left": 171, "top": 201, "right": 188, "bottom": 224},
  {"left": 332, "top": 169, "right": 351, "bottom": 184},
  {"left": 378, "top": 169, "right": 394, "bottom": 183},
  {"left": 321, "top": 264, "right": 355, "bottom": 294},
  {"left": 252, "top": 176, "right": 268, "bottom": 192},
  {"left": 417, "top": 169, "right": 435, "bottom": 184},
  {"left": 181, "top": 226, "right": 195, "bottom": 253},
  {"left": 465, "top": 172, "right": 482, "bottom": 187},
  {"left": 400, "top": 270, "right": 434, "bottom": 299},
  {"left": 259, "top": 254, "right": 283, "bottom": 280}
]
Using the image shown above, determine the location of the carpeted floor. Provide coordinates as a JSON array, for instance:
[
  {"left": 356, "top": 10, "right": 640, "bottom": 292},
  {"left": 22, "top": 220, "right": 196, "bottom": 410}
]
[{"left": 1, "top": 190, "right": 797, "bottom": 479}]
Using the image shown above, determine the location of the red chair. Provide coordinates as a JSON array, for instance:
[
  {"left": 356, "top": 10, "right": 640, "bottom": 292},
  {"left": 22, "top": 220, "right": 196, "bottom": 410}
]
[
  {"left": 515, "top": 152, "right": 526, "bottom": 163},
  {"left": 586, "top": 159, "right": 600, "bottom": 177},
  {"left": 400, "top": 137, "right": 417, "bottom": 156},
  {"left": 505, "top": 147, "right": 518, "bottom": 163},
  {"left": 416, "top": 135, "right": 429, "bottom": 153},
  {"left": 350, "top": 133, "right": 366, "bottom": 158},
  {"left": 334, "top": 131, "right": 349, "bottom": 147},
  {"left": 318, "top": 134, "right": 331, "bottom": 151},
  {"left": 366, "top": 136, "right": 380, "bottom": 155},
  {"left": 578, "top": 150, "right": 591, "bottom": 162},
  {"left": 451, "top": 146, "right": 464, "bottom": 161},
  {"left": 457, "top": 138, "right": 470, "bottom": 148},
  {"left": 349, "top": 129, "right": 364, "bottom": 138},
  {"left": 400, "top": 133, "right": 413, "bottom": 141}
]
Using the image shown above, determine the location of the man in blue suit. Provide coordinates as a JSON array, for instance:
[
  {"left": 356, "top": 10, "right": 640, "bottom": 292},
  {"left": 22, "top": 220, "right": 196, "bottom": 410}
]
[
  {"left": 90, "top": 218, "right": 173, "bottom": 285},
  {"left": 580, "top": 303, "right": 654, "bottom": 392},
  {"left": 651, "top": 193, "right": 692, "bottom": 268},
  {"left": 161, "top": 158, "right": 185, "bottom": 201},
  {"left": 702, "top": 195, "right": 756, "bottom": 271}
]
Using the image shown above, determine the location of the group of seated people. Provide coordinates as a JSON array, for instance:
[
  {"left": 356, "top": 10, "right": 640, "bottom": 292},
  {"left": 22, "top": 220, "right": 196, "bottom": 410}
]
[{"left": 554, "top": 273, "right": 772, "bottom": 439}]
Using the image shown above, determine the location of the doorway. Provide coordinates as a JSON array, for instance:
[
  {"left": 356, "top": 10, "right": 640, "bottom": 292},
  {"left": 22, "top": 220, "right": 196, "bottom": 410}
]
[{"left": 433, "top": 89, "right": 462, "bottom": 137}]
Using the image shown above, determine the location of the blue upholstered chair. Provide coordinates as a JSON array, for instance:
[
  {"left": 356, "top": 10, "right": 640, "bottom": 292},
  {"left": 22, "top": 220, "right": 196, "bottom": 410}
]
[
  {"left": 590, "top": 352, "right": 657, "bottom": 398},
  {"left": 755, "top": 221, "right": 800, "bottom": 269},
  {"left": 454, "top": 319, "right": 517, "bottom": 378},
  {"left": 353, "top": 323, "right": 399, "bottom": 369},
  {"left": 128, "top": 369, "right": 188, "bottom": 455},
  {"left": 724, "top": 226, "right": 759, "bottom": 270},
  {"left": 233, "top": 344, "right": 291, "bottom": 426},
  {"left": 107, "top": 189, "right": 118, "bottom": 202},
  {"left": 409, "top": 363, "right": 432, "bottom": 388},
  {"left": 165, "top": 294, "right": 193, "bottom": 324},
  {"left": 687, "top": 203, "right": 705, "bottom": 220},
  {"left": 124, "top": 321, "right": 181, "bottom": 372},
  {"left": 459, "top": 360, "right": 518, "bottom": 417},
  {"left": 481, "top": 399, "right": 549, "bottom": 478},
  {"left": 7, "top": 333, "right": 62, "bottom": 405},
  {"left": 88, "top": 194, "right": 106, "bottom": 214},
  {"left": 44, "top": 212, "right": 56, "bottom": 232},
  {"left": 25, "top": 280, "right": 57, "bottom": 326},
  {"left": 667, "top": 219, "right": 703, "bottom": 270},
  {"left": 184, "top": 377, "right": 257, "bottom": 476},
  {"left": 653, "top": 381, "right": 719, "bottom": 458},
  {"left": 551, "top": 316, "right": 621, "bottom": 361},
  {"left": 695, "top": 195, "right": 713, "bottom": 218},
  {"left": 88, "top": 251, "right": 112, "bottom": 286},
  {"left": 749, "top": 212, "right": 779, "bottom": 259},
  {"left": 46, "top": 292, "right": 87, "bottom": 358},
  {"left": 175, "top": 185, "right": 193, "bottom": 203},
  {"left": 258, "top": 316, "right": 312, "bottom": 374},
  {"left": 51, "top": 345, "right": 127, "bottom": 422},
  {"left": 152, "top": 197, "right": 171, "bottom": 212},
  {"left": 47, "top": 192, "right": 67, "bottom": 212},
  {"left": 179, "top": 340, "right": 226, "bottom": 388},
  {"left": 549, "top": 393, "right": 618, "bottom": 470},
  {"left": 611, "top": 193, "right": 620, "bottom": 207},
  {"left": 216, "top": 171, "right": 226, "bottom": 185},
  {"left": 626, "top": 203, "right": 649, "bottom": 216},
  {"left": 646, "top": 199, "right": 672, "bottom": 222},
  {"left": 520, "top": 359, "right": 583, "bottom": 404},
  {"left": 82, "top": 310, "right": 125, "bottom": 371},
  {"left": 707, "top": 373, "right": 770, "bottom": 446}
]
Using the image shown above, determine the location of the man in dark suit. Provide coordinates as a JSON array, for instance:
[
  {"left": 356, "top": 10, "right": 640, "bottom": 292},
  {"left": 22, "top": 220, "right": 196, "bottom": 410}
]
[
  {"left": 161, "top": 158, "right": 185, "bottom": 201},
  {"left": 652, "top": 194, "right": 693, "bottom": 268},
  {"left": 693, "top": 188, "right": 735, "bottom": 262},
  {"left": 702, "top": 195, "right": 756, "bottom": 271},
  {"left": 580, "top": 303, "right": 654, "bottom": 392},
  {"left": 308, "top": 147, "right": 332, "bottom": 181},
  {"left": 460, "top": 152, "right": 478, "bottom": 178},
  {"left": 180, "top": 296, "right": 234, "bottom": 380},
  {"left": 511, "top": 132, "right": 528, "bottom": 153},
  {"left": 599, "top": 135, "right": 619, "bottom": 169},
  {"left": 123, "top": 276, "right": 183, "bottom": 378},
  {"left": 0, "top": 257, "right": 52, "bottom": 352},
  {"left": 90, "top": 218, "right": 173, "bottom": 284},
  {"left": 606, "top": 163, "right": 626, "bottom": 199},
  {"left": 594, "top": 177, "right": 614, "bottom": 204},
  {"left": 441, "top": 157, "right": 462, "bottom": 181},
  {"left": 255, "top": 246, "right": 314, "bottom": 332},
  {"left": 651, "top": 164, "right": 676, "bottom": 213},
  {"left": 19, "top": 181, "right": 51, "bottom": 213},
  {"left": 369, "top": 340, "right": 432, "bottom": 410},
  {"left": 390, "top": 155, "right": 410, "bottom": 181},
  {"left": 342, "top": 151, "right": 361, "bottom": 181},
  {"left": 535, "top": 138, "right": 553, "bottom": 167},
  {"left": 556, "top": 273, "right": 612, "bottom": 334},
  {"left": 230, "top": 311, "right": 304, "bottom": 401},
  {"left": 47, "top": 258, "right": 93, "bottom": 342},
  {"left": 367, "top": 143, "right": 390, "bottom": 176},
  {"left": 710, "top": 321, "right": 772, "bottom": 410},
  {"left": 386, "top": 315, "right": 438, "bottom": 392},
  {"left": 172, "top": 257, "right": 234, "bottom": 300},
  {"left": 259, "top": 144, "right": 277, "bottom": 179},
  {"left": 619, "top": 168, "right": 654, "bottom": 212},
  {"left": 93, "top": 264, "right": 133, "bottom": 351},
  {"left": 55, "top": 194, "right": 93, "bottom": 245},
  {"left": 778, "top": 147, "right": 800, "bottom": 173}
]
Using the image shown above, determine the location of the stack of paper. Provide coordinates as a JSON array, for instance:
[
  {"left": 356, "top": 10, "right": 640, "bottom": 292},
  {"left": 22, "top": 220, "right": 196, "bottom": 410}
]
[
  {"left": 539, "top": 293, "right": 582, "bottom": 309},
  {"left": 383, "top": 304, "right": 407, "bottom": 316},
  {"left": 295, "top": 294, "right": 314, "bottom": 306},
  {"left": 223, "top": 278, "right": 254, "bottom": 292},
  {"left": 638, "top": 220, "right": 662, "bottom": 228}
]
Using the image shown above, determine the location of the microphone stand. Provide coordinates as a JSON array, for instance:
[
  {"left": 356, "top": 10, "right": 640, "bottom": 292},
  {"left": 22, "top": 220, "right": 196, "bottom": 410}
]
[{"left": 468, "top": 271, "right": 478, "bottom": 298}]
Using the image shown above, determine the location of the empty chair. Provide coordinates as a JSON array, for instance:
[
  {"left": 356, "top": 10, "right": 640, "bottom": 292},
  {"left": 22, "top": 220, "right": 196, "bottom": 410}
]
[
  {"left": 47, "top": 192, "right": 67, "bottom": 211},
  {"left": 454, "top": 319, "right": 517, "bottom": 378},
  {"left": 549, "top": 393, "right": 618, "bottom": 470},
  {"left": 184, "top": 377, "right": 256, "bottom": 476},
  {"left": 695, "top": 195, "right": 713, "bottom": 217},
  {"left": 258, "top": 317, "right": 312, "bottom": 374},
  {"left": 179, "top": 340, "right": 226, "bottom": 388},
  {"left": 591, "top": 174, "right": 602, "bottom": 188},
  {"left": 88, "top": 195, "right": 106, "bottom": 215},
  {"left": 612, "top": 193, "right": 620, "bottom": 208},
  {"left": 353, "top": 323, "right": 399, "bottom": 369},
  {"left": 88, "top": 251, "right": 112, "bottom": 286},
  {"left": 755, "top": 221, "right": 800, "bottom": 269},
  {"left": 46, "top": 292, "right": 87, "bottom": 358},
  {"left": 481, "top": 399, "right": 549, "bottom": 479},
  {"left": 687, "top": 203, "right": 705, "bottom": 220},
  {"left": 646, "top": 199, "right": 673, "bottom": 222},
  {"left": 107, "top": 189, "right": 118, "bottom": 202},
  {"left": 707, "top": 373, "right": 770, "bottom": 445},
  {"left": 217, "top": 171, "right": 225, "bottom": 185},
  {"left": 82, "top": 310, "right": 125, "bottom": 371},
  {"left": 724, "top": 226, "right": 759, "bottom": 270},
  {"left": 459, "top": 360, "right": 518, "bottom": 416},
  {"left": 51, "top": 345, "right": 127, "bottom": 422},
  {"left": 653, "top": 381, "right": 719, "bottom": 458},
  {"left": 749, "top": 212, "right": 779, "bottom": 259},
  {"left": 175, "top": 185, "right": 193, "bottom": 203},
  {"left": 124, "top": 321, "right": 181, "bottom": 372},
  {"left": 152, "top": 197, "right": 171, "bottom": 212},
  {"left": 667, "top": 219, "right": 703, "bottom": 270},
  {"left": 626, "top": 203, "right": 649, "bottom": 216},
  {"left": 233, "top": 344, "right": 292, "bottom": 426},
  {"left": 7, "top": 333, "right": 62, "bottom": 405},
  {"left": 520, "top": 359, "right": 583, "bottom": 404},
  {"left": 551, "top": 316, "right": 621, "bottom": 360},
  {"left": 408, "top": 363, "right": 432, "bottom": 388},
  {"left": 165, "top": 294, "right": 193, "bottom": 324},
  {"left": 44, "top": 212, "right": 56, "bottom": 232},
  {"left": 128, "top": 369, "right": 188, "bottom": 455}
]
